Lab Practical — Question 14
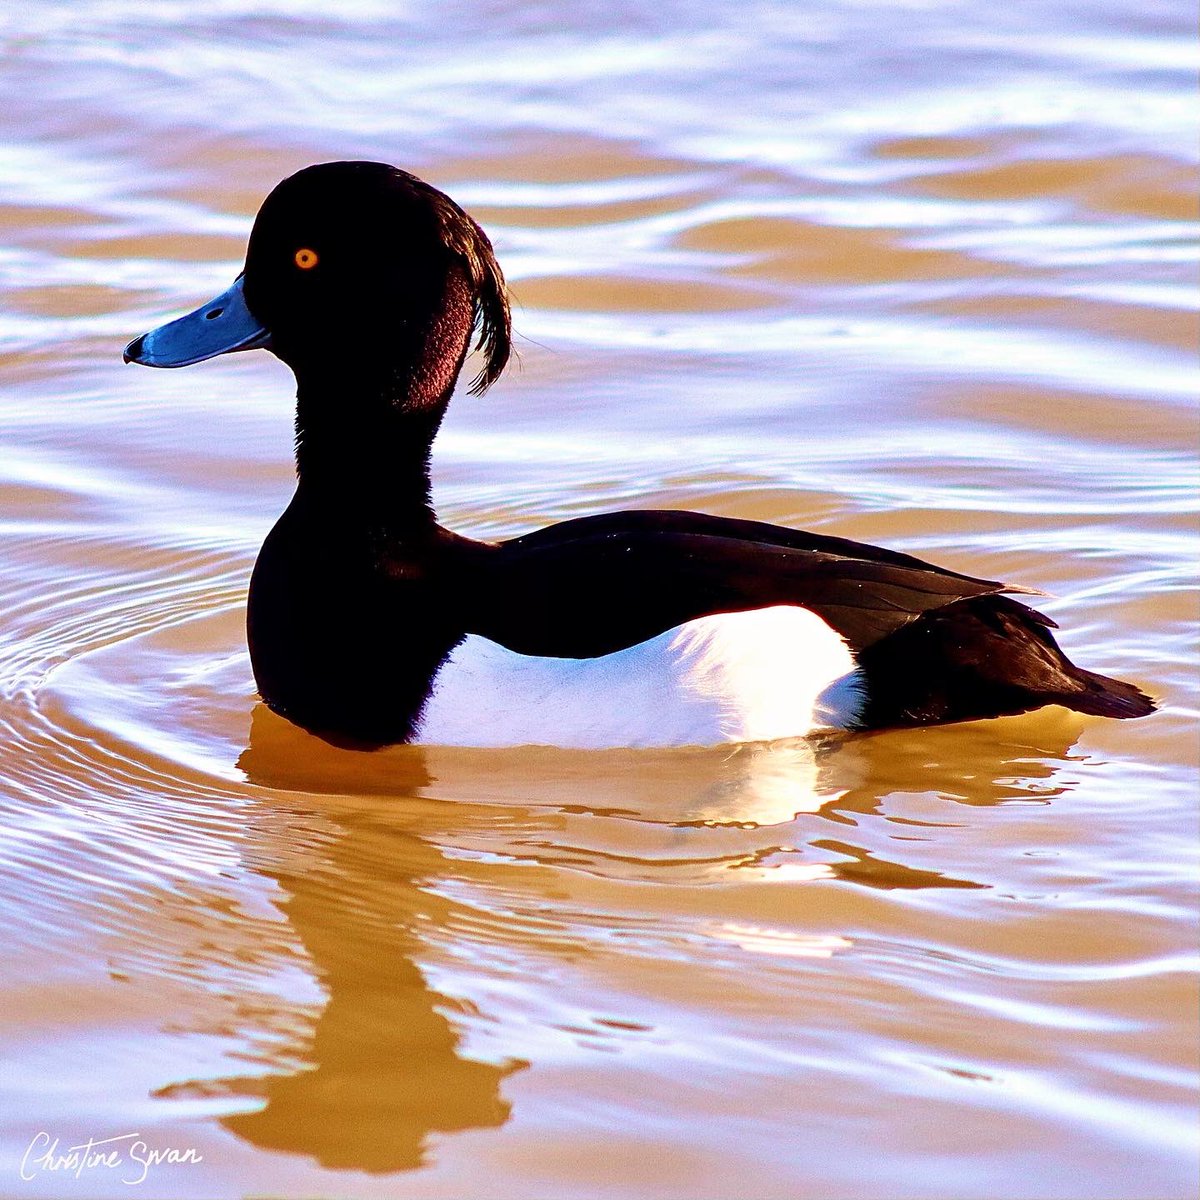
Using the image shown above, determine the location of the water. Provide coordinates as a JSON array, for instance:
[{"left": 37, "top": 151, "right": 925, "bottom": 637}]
[{"left": 0, "top": 2, "right": 1197, "bottom": 1197}]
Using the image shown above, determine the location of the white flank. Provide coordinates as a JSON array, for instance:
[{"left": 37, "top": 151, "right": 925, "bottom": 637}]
[{"left": 414, "top": 605, "right": 864, "bottom": 749}]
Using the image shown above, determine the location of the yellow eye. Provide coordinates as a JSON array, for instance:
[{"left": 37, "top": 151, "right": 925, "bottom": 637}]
[{"left": 294, "top": 248, "right": 319, "bottom": 269}]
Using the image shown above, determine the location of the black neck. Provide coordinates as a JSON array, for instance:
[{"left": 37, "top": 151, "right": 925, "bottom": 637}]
[
  {"left": 294, "top": 372, "right": 444, "bottom": 529},
  {"left": 288, "top": 270, "right": 474, "bottom": 533}
]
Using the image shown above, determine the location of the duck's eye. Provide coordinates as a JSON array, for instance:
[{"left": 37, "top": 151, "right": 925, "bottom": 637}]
[{"left": 294, "top": 248, "right": 319, "bottom": 270}]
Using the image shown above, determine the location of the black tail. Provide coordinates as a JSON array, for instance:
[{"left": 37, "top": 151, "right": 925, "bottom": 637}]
[
  {"left": 855, "top": 595, "right": 1155, "bottom": 730},
  {"left": 1058, "top": 665, "right": 1157, "bottom": 720}
]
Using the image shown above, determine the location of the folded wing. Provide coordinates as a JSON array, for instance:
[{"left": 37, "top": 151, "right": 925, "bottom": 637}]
[{"left": 459, "top": 509, "right": 1043, "bottom": 658}]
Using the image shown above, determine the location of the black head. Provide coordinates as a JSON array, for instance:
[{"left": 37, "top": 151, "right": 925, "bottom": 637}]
[
  {"left": 244, "top": 162, "right": 510, "bottom": 395},
  {"left": 125, "top": 161, "right": 511, "bottom": 397}
]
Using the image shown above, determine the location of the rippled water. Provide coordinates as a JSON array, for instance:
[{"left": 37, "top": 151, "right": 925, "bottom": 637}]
[{"left": 1, "top": 2, "right": 1197, "bottom": 1197}]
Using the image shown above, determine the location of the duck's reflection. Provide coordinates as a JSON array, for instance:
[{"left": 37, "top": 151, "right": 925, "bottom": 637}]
[
  {"left": 805, "top": 714, "right": 1083, "bottom": 890},
  {"left": 207, "top": 709, "right": 524, "bottom": 1173},
  {"left": 178, "top": 704, "right": 1083, "bottom": 1174},
  {"left": 816, "top": 714, "right": 1083, "bottom": 818}
]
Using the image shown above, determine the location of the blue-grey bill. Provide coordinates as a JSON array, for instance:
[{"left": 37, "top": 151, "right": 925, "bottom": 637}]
[{"left": 123, "top": 275, "right": 270, "bottom": 367}]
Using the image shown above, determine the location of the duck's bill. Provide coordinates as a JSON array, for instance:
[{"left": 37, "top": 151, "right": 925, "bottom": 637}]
[{"left": 123, "top": 275, "right": 270, "bottom": 368}]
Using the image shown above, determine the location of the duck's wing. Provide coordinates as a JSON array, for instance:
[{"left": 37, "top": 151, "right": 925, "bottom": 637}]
[{"left": 456, "top": 509, "right": 1048, "bottom": 658}]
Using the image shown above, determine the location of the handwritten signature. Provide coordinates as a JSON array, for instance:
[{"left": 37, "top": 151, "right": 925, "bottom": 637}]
[{"left": 20, "top": 1132, "right": 202, "bottom": 1186}]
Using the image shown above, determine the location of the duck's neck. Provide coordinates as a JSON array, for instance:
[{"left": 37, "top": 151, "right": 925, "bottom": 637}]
[
  {"left": 290, "top": 272, "right": 474, "bottom": 534},
  {"left": 294, "top": 376, "right": 445, "bottom": 528}
]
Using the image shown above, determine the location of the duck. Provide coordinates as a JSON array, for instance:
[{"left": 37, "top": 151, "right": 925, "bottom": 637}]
[{"left": 124, "top": 161, "right": 1154, "bottom": 749}]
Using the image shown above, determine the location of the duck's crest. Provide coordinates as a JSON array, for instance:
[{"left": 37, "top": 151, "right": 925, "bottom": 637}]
[{"left": 390, "top": 166, "right": 512, "bottom": 395}]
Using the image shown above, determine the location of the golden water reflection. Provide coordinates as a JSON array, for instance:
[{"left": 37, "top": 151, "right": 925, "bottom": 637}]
[
  {"left": 152, "top": 716, "right": 524, "bottom": 1173},
  {"left": 147, "top": 707, "right": 1086, "bottom": 1174}
]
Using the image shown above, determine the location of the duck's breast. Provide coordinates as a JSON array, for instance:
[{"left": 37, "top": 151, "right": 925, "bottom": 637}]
[{"left": 414, "top": 604, "right": 864, "bottom": 749}]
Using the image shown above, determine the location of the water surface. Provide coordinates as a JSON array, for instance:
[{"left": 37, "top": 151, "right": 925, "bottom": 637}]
[{"left": 0, "top": 2, "right": 1197, "bottom": 1197}]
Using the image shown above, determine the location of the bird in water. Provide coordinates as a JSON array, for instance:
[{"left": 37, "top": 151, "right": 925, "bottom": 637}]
[{"left": 124, "top": 161, "right": 1154, "bottom": 749}]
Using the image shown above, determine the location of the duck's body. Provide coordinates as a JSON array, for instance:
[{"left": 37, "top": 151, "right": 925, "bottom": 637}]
[
  {"left": 245, "top": 496, "right": 1150, "bottom": 748},
  {"left": 126, "top": 161, "right": 1154, "bottom": 748}
]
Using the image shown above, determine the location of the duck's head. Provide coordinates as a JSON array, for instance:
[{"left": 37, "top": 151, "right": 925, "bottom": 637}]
[{"left": 124, "top": 161, "right": 511, "bottom": 399}]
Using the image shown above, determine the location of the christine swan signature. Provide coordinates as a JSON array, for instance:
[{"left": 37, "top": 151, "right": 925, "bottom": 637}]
[{"left": 20, "top": 1132, "right": 202, "bottom": 1186}]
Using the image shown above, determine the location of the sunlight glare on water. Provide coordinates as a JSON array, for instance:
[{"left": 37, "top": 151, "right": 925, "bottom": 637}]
[{"left": 0, "top": 1, "right": 1197, "bottom": 1197}]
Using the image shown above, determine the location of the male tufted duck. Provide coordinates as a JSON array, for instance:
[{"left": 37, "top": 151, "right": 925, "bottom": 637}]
[{"left": 125, "top": 162, "right": 1154, "bottom": 748}]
